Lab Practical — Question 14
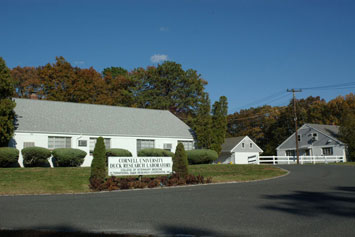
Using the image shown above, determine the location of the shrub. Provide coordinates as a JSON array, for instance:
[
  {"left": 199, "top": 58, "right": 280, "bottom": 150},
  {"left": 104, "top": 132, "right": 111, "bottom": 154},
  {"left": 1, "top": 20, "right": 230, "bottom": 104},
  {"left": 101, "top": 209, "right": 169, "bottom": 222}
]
[
  {"left": 22, "top": 146, "right": 51, "bottom": 167},
  {"left": 186, "top": 149, "right": 218, "bottom": 164},
  {"left": 90, "top": 137, "right": 106, "bottom": 190},
  {"left": 173, "top": 143, "right": 189, "bottom": 176},
  {"left": 52, "top": 148, "right": 87, "bottom": 167},
  {"left": 106, "top": 148, "right": 132, "bottom": 157},
  {"left": 0, "top": 147, "right": 19, "bottom": 167},
  {"left": 138, "top": 148, "right": 174, "bottom": 157}
]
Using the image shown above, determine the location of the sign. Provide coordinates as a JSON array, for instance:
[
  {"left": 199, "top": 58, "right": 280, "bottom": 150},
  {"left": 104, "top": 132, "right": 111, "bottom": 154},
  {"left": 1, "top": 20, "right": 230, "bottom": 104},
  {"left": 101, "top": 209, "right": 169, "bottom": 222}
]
[{"left": 108, "top": 156, "right": 173, "bottom": 176}]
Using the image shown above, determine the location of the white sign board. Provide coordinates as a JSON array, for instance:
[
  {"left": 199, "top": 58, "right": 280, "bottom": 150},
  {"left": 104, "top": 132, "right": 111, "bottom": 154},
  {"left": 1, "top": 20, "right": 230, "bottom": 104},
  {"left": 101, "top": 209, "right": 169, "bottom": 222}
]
[{"left": 108, "top": 157, "right": 173, "bottom": 176}]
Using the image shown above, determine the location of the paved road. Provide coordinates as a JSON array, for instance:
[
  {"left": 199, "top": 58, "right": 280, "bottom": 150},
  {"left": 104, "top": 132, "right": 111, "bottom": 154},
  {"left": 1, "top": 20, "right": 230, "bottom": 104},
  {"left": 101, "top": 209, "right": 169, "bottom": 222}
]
[{"left": 1, "top": 165, "right": 355, "bottom": 236}]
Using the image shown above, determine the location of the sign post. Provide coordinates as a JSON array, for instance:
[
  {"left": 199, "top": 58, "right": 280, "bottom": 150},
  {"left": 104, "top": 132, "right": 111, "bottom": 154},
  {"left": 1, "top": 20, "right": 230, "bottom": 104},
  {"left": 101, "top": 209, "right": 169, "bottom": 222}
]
[{"left": 108, "top": 157, "right": 173, "bottom": 176}]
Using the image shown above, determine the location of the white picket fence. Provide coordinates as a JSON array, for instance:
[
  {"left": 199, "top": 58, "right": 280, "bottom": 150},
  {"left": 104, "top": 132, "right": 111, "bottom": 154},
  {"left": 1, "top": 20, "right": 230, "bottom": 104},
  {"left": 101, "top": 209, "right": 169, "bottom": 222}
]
[{"left": 256, "top": 156, "right": 345, "bottom": 165}]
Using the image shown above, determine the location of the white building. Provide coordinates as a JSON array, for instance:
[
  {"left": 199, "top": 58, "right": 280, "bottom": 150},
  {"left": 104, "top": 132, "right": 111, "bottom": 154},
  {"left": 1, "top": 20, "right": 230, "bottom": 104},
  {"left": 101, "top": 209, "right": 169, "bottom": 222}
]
[
  {"left": 215, "top": 136, "right": 263, "bottom": 164},
  {"left": 276, "top": 123, "right": 346, "bottom": 160},
  {"left": 10, "top": 98, "right": 194, "bottom": 167}
]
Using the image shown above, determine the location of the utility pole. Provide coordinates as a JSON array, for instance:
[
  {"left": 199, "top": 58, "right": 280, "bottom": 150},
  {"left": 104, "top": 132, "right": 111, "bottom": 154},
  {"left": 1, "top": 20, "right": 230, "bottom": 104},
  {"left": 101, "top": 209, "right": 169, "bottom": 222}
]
[{"left": 287, "top": 89, "right": 302, "bottom": 164}]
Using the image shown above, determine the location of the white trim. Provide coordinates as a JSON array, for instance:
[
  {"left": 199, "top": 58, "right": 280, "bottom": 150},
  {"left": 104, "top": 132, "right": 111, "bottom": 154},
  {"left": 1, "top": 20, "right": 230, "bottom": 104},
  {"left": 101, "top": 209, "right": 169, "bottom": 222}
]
[{"left": 15, "top": 130, "right": 193, "bottom": 140}]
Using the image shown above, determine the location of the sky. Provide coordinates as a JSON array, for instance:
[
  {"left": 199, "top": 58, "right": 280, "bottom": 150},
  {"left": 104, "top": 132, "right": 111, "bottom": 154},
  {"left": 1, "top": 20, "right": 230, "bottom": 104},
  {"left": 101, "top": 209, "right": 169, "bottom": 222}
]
[{"left": 1, "top": 0, "right": 355, "bottom": 114}]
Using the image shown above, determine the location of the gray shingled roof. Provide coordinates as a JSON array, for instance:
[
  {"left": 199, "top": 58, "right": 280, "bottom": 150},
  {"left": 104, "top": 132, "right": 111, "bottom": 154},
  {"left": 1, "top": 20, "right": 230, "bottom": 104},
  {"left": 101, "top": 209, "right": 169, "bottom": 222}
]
[
  {"left": 221, "top": 136, "right": 245, "bottom": 152},
  {"left": 305, "top": 124, "right": 340, "bottom": 139},
  {"left": 14, "top": 98, "right": 193, "bottom": 139}
]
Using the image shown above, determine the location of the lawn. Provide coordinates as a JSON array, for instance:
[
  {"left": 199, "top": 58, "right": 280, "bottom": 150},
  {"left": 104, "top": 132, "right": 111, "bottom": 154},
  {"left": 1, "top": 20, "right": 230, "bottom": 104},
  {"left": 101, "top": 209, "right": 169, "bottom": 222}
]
[
  {"left": 332, "top": 162, "right": 355, "bottom": 166},
  {"left": 0, "top": 164, "right": 287, "bottom": 195}
]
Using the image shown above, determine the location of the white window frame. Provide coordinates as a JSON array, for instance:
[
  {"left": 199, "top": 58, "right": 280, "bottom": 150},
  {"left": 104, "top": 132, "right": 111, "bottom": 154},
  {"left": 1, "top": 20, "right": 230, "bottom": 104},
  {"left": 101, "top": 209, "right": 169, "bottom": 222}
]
[
  {"left": 137, "top": 139, "right": 155, "bottom": 152},
  {"left": 23, "top": 142, "right": 35, "bottom": 148},
  {"left": 242, "top": 143, "right": 245, "bottom": 149},
  {"left": 178, "top": 140, "right": 194, "bottom": 151},
  {"left": 249, "top": 143, "right": 253, "bottom": 148},
  {"left": 322, "top": 147, "right": 333, "bottom": 155},
  {"left": 89, "top": 137, "right": 111, "bottom": 153},
  {"left": 48, "top": 136, "right": 71, "bottom": 149}
]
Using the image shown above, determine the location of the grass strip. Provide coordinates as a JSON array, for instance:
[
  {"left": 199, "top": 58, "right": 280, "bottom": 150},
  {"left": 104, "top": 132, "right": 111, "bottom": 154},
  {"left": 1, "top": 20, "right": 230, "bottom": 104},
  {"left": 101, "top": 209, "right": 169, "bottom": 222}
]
[{"left": 0, "top": 164, "right": 286, "bottom": 195}]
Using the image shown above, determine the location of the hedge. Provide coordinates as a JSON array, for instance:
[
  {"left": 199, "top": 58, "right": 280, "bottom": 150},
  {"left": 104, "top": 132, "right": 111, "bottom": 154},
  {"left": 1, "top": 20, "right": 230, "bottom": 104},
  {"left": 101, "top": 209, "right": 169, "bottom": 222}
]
[
  {"left": 106, "top": 148, "right": 132, "bottom": 157},
  {"left": 0, "top": 147, "right": 19, "bottom": 167},
  {"left": 22, "top": 146, "right": 51, "bottom": 167},
  {"left": 138, "top": 148, "right": 174, "bottom": 157},
  {"left": 52, "top": 148, "right": 87, "bottom": 167},
  {"left": 186, "top": 149, "right": 218, "bottom": 164}
]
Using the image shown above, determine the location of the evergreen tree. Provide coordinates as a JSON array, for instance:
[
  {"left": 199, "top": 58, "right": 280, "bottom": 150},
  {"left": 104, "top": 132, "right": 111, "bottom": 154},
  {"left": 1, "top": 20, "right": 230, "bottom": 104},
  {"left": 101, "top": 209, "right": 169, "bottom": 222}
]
[
  {"left": 192, "top": 93, "right": 212, "bottom": 149},
  {"left": 0, "top": 57, "right": 16, "bottom": 146},
  {"left": 211, "top": 96, "right": 228, "bottom": 154},
  {"left": 173, "top": 143, "right": 189, "bottom": 176},
  {"left": 340, "top": 112, "right": 355, "bottom": 161},
  {"left": 90, "top": 137, "right": 107, "bottom": 183}
]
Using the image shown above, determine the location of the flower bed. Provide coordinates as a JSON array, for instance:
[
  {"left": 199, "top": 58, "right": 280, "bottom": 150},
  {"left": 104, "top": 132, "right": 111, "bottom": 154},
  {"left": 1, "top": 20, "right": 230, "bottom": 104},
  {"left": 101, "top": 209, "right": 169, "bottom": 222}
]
[{"left": 90, "top": 174, "right": 212, "bottom": 191}]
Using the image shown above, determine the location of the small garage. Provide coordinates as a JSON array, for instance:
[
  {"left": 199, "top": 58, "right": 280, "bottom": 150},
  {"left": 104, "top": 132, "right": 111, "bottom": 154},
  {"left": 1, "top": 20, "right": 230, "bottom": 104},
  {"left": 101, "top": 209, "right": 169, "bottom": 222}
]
[{"left": 216, "top": 136, "right": 263, "bottom": 164}]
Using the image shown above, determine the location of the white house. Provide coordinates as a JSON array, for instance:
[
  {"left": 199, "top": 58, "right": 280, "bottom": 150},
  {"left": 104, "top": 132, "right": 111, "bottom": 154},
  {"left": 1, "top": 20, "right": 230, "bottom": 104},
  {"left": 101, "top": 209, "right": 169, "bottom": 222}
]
[
  {"left": 215, "top": 136, "right": 263, "bottom": 164},
  {"left": 276, "top": 123, "right": 347, "bottom": 160},
  {"left": 10, "top": 98, "right": 194, "bottom": 167}
]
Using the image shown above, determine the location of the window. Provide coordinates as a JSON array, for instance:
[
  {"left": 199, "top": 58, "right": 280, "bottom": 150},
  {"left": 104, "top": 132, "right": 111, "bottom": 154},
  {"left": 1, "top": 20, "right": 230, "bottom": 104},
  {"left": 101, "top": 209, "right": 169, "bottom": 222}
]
[
  {"left": 137, "top": 139, "right": 154, "bottom": 152},
  {"left": 312, "top": 133, "right": 318, "bottom": 141},
  {"left": 322, "top": 147, "right": 333, "bottom": 155},
  {"left": 23, "top": 142, "right": 35, "bottom": 148},
  {"left": 48, "top": 136, "right": 71, "bottom": 149},
  {"left": 178, "top": 140, "right": 194, "bottom": 151},
  {"left": 297, "top": 135, "right": 301, "bottom": 142},
  {"left": 286, "top": 150, "right": 296, "bottom": 156},
  {"left": 249, "top": 143, "right": 253, "bottom": 148},
  {"left": 242, "top": 143, "right": 245, "bottom": 148},
  {"left": 78, "top": 140, "right": 87, "bottom": 147},
  {"left": 89, "top": 138, "right": 111, "bottom": 153},
  {"left": 163, "top": 143, "right": 172, "bottom": 151}
]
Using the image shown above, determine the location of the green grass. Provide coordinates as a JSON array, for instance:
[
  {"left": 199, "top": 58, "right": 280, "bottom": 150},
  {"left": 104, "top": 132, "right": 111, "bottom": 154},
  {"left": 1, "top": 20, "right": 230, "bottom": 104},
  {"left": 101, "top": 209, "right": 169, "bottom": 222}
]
[
  {"left": 0, "top": 165, "right": 287, "bottom": 195},
  {"left": 0, "top": 167, "right": 91, "bottom": 195},
  {"left": 332, "top": 162, "right": 355, "bottom": 166},
  {"left": 189, "top": 164, "right": 287, "bottom": 182}
]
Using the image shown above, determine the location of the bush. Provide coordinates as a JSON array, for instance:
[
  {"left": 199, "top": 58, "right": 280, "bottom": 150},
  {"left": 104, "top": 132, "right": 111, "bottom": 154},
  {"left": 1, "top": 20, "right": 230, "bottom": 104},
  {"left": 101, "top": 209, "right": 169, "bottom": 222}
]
[
  {"left": 22, "top": 147, "right": 51, "bottom": 167},
  {"left": 186, "top": 149, "right": 218, "bottom": 164},
  {"left": 138, "top": 148, "right": 174, "bottom": 157},
  {"left": 90, "top": 137, "right": 106, "bottom": 190},
  {"left": 0, "top": 147, "right": 19, "bottom": 167},
  {"left": 106, "top": 148, "right": 132, "bottom": 157},
  {"left": 173, "top": 143, "right": 189, "bottom": 176},
  {"left": 52, "top": 148, "right": 87, "bottom": 167}
]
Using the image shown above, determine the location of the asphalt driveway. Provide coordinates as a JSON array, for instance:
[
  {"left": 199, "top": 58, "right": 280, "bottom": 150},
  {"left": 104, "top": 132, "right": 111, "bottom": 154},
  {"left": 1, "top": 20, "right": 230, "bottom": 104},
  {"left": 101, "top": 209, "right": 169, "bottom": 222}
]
[{"left": 0, "top": 165, "right": 354, "bottom": 236}]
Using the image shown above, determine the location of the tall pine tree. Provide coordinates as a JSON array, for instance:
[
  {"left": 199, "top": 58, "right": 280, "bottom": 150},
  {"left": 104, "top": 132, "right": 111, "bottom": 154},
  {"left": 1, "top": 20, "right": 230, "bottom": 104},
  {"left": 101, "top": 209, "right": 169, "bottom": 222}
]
[
  {"left": 211, "top": 96, "right": 228, "bottom": 154},
  {"left": 192, "top": 93, "right": 212, "bottom": 149},
  {"left": 0, "top": 57, "right": 16, "bottom": 147}
]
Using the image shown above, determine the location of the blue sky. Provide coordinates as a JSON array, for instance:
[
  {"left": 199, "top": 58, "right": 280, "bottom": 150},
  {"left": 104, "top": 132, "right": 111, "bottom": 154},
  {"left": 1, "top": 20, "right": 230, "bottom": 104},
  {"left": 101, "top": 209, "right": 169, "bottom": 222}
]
[{"left": 1, "top": 0, "right": 355, "bottom": 113}]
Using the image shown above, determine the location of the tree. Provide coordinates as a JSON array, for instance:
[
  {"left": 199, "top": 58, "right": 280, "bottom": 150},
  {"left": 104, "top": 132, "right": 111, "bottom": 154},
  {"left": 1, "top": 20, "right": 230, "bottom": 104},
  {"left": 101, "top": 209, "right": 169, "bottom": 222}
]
[
  {"left": 90, "top": 137, "right": 107, "bottom": 186},
  {"left": 192, "top": 93, "right": 212, "bottom": 149},
  {"left": 102, "top": 67, "right": 128, "bottom": 78},
  {"left": 340, "top": 112, "right": 355, "bottom": 161},
  {"left": 211, "top": 96, "right": 228, "bottom": 154},
  {"left": 0, "top": 57, "right": 16, "bottom": 146},
  {"left": 173, "top": 143, "right": 189, "bottom": 176},
  {"left": 131, "top": 61, "right": 207, "bottom": 121},
  {"left": 11, "top": 66, "right": 40, "bottom": 98}
]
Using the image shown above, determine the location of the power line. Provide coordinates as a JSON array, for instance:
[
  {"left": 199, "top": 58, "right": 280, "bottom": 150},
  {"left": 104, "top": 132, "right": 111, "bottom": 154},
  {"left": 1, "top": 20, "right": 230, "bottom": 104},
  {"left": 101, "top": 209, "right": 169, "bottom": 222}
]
[{"left": 300, "top": 82, "right": 355, "bottom": 91}]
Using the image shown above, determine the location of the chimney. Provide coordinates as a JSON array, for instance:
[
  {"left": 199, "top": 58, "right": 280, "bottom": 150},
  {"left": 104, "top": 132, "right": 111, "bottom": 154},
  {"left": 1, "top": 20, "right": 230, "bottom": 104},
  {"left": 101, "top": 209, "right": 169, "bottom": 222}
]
[{"left": 30, "top": 93, "right": 38, "bottom": 100}]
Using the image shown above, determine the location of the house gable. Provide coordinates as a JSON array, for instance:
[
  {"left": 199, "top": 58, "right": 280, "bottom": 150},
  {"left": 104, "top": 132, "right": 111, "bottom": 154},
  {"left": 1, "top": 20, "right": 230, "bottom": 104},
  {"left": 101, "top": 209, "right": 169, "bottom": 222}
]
[
  {"left": 277, "top": 124, "right": 344, "bottom": 151},
  {"left": 230, "top": 136, "right": 263, "bottom": 153}
]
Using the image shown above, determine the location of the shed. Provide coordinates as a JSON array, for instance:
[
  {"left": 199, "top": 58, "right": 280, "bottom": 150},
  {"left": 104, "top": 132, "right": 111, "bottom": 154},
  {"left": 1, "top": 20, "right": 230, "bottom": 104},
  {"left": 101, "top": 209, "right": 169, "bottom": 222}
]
[{"left": 215, "top": 136, "right": 263, "bottom": 164}]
